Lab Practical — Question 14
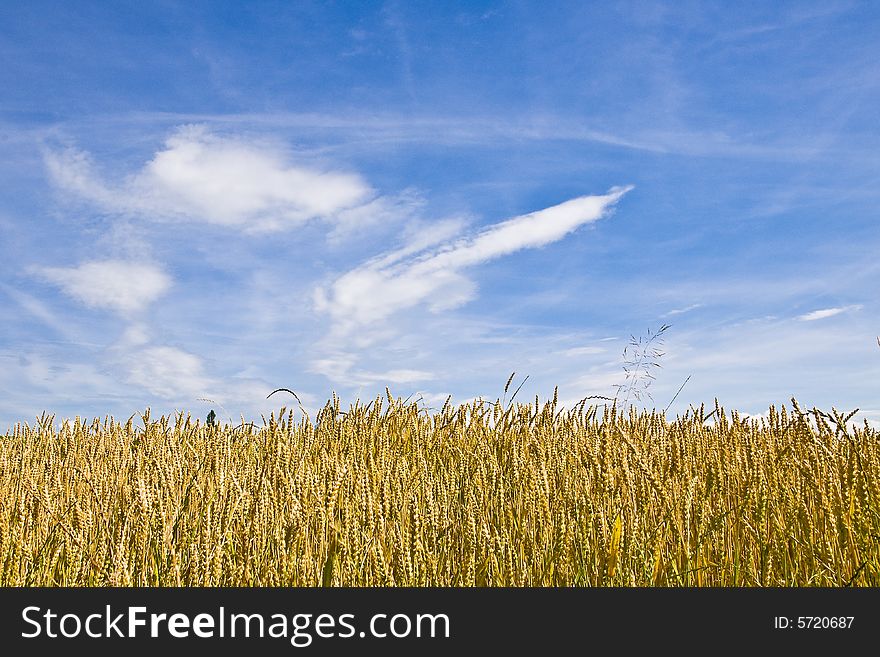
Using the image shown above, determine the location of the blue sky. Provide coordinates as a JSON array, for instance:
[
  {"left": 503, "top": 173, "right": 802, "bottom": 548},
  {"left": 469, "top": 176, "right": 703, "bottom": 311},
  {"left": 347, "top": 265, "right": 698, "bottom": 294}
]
[{"left": 2, "top": 1, "right": 879, "bottom": 430}]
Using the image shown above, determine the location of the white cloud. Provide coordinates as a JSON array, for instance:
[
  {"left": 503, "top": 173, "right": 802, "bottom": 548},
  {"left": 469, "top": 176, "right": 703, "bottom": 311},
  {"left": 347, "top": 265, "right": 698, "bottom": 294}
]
[
  {"left": 124, "top": 345, "right": 212, "bottom": 399},
  {"left": 118, "top": 323, "right": 151, "bottom": 347},
  {"left": 362, "top": 214, "right": 469, "bottom": 266},
  {"left": 325, "top": 189, "right": 431, "bottom": 245},
  {"left": 662, "top": 303, "right": 703, "bottom": 317},
  {"left": 44, "top": 147, "right": 119, "bottom": 208},
  {"left": 565, "top": 370, "right": 625, "bottom": 397},
  {"left": 308, "top": 353, "right": 358, "bottom": 381},
  {"left": 314, "top": 186, "right": 632, "bottom": 334},
  {"left": 36, "top": 260, "right": 171, "bottom": 315},
  {"left": 307, "top": 352, "right": 434, "bottom": 386},
  {"left": 46, "top": 125, "right": 374, "bottom": 232},
  {"left": 562, "top": 346, "right": 607, "bottom": 357},
  {"left": 14, "top": 353, "right": 118, "bottom": 396},
  {"left": 350, "top": 368, "right": 435, "bottom": 385},
  {"left": 106, "top": 331, "right": 288, "bottom": 417},
  {"left": 797, "top": 304, "right": 863, "bottom": 321}
]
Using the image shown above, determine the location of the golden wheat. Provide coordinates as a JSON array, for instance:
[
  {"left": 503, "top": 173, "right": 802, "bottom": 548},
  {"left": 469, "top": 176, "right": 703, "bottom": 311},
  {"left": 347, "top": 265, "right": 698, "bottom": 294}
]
[{"left": 0, "top": 396, "right": 878, "bottom": 586}]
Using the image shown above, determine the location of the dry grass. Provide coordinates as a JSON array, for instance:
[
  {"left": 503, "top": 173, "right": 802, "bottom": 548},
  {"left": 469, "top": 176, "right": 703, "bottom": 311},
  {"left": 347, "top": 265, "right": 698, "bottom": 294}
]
[{"left": 1, "top": 393, "right": 878, "bottom": 586}]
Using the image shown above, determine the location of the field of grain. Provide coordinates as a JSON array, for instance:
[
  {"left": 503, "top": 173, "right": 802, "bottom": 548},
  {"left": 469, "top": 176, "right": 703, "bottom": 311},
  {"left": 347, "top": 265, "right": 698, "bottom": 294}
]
[{"left": 1, "top": 392, "right": 878, "bottom": 586}]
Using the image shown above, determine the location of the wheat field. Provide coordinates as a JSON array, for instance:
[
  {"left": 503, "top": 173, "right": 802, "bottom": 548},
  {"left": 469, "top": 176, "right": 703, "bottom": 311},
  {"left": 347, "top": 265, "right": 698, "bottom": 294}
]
[{"left": 1, "top": 392, "right": 878, "bottom": 586}]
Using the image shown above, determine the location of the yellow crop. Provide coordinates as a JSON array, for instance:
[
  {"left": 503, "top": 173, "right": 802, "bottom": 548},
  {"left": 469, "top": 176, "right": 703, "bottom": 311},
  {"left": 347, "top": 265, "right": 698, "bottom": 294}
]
[{"left": 1, "top": 395, "right": 877, "bottom": 586}]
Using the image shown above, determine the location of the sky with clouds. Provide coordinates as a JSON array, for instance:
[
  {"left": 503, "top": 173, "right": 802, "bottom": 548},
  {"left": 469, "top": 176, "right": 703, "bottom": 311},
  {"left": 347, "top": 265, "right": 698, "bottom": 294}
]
[{"left": 1, "top": 1, "right": 878, "bottom": 430}]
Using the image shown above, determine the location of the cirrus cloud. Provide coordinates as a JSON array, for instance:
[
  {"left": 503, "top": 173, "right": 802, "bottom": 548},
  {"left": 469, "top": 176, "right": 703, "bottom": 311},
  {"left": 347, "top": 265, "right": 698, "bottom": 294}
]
[
  {"left": 45, "top": 125, "right": 374, "bottom": 232},
  {"left": 35, "top": 259, "right": 172, "bottom": 315},
  {"left": 797, "top": 304, "right": 863, "bottom": 321},
  {"left": 313, "top": 186, "right": 632, "bottom": 334}
]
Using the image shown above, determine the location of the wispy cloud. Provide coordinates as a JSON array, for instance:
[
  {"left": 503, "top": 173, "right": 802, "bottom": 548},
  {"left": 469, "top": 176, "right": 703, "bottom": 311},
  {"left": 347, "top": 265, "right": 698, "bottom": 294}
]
[
  {"left": 325, "top": 189, "right": 431, "bottom": 246},
  {"left": 797, "top": 304, "right": 862, "bottom": 321},
  {"left": 313, "top": 186, "right": 632, "bottom": 335},
  {"left": 708, "top": 2, "right": 856, "bottom": 45},
  {"left": 45, "top": 125, "right": 374, "bottom": 232},
  {"left": 563, "top": 370, "right": 625, "bottom": 399},
  {"left": 307, "top": 350, "right": 434, "bottom": 387},
  {"left": 662, "top": 303, "right": 703, "bottom": 318},
  {"left": 562, "top": 346, "right": 607, "bottom": 357},
  {"left": 350, "top": 368, "right": 435, "bottom": 385},
  {"left": 122, "top": 345, "right": 211, "bottom": 398},
  {"left": 8, "top": 353, "right": 119, "bottom": 401},
  {"left": 383, "top": 1, "right": 416, "bottom": 102},
  {"left": 105, "top": 112, "right": 828, "bottom": 161},
  {"left": 0, "top": 283, "right": 77, "bottom": 339},
  {"left": 308, "top": 353, "right": 359, "bottom": 381},
  {"left": 104, "top": 326, "right": 280, "bottom": 413},
  {"left": 34, "top": 260, "right": 172, "bottom": 315}
]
